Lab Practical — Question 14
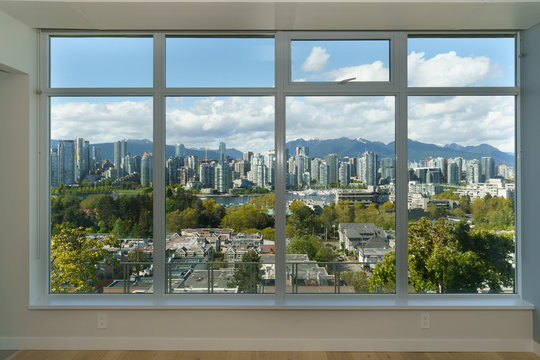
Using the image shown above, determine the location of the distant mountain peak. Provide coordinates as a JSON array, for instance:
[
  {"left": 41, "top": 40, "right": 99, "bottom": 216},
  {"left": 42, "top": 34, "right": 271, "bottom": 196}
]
[{"left": 444, "top": 143, "right": 465, "bottom": 150}]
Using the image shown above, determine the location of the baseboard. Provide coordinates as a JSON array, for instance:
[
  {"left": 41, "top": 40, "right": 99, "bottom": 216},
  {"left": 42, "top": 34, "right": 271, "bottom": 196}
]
[
  {"left": 0, "top": 337, "right": 532, "bottom": 352},
  {"left": 533, "top": 340, "right": 540, "bottom": 356}
]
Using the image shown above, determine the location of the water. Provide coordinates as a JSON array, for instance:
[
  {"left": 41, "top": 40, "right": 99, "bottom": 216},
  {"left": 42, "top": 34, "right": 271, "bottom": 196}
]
[{"left": 201, "top": 190, "right": 337, "bottom": 208}]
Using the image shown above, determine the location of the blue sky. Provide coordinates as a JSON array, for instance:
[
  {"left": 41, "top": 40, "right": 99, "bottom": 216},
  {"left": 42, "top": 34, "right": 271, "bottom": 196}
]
[
  {"left": 291, "top": 40, "right": 389, "bottom": 82},
  {"left": 49, "top": 36, "right": 516, "bottom": 153},
  {"left": 50, "top": 37, "right": 153, "bottom": 88}
]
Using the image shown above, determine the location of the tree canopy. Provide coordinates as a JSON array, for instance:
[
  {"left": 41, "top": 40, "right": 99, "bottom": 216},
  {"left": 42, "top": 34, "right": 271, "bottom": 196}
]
[
  {"left": 227, "top": 249, "right": 264, "bottom": 293},
  {"left": 369, "top": 217, "right": 514, "bottom": 293},
  {"left": 50, "top": 225, "right": 119, "bottom": 293}
]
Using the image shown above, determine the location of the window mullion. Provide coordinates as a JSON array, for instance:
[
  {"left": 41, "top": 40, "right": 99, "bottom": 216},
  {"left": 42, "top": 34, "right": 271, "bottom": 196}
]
[
  {"left": 274, "top": 31, "right": 288, "bottom": 299},
  {"left": 153, "top": 32, "right": 166, "bottom": 298},
  {"left": 395, "top": 32, "right": 409, "bottom": 299}
]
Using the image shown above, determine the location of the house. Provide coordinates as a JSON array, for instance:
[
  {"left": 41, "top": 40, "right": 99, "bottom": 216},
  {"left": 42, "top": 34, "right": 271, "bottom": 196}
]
[{"left": 338, "top": 222, "right": 388, "bottom": 251}]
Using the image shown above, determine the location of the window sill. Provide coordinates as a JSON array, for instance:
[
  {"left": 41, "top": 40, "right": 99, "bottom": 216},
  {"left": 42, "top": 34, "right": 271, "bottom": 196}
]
[{"left": 29, "top": 294, "right": 534, "bottom": 310}]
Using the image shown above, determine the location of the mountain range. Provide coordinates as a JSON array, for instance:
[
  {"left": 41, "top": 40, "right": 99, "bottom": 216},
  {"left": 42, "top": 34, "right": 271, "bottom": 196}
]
[
  {"left": 51, "top": 137, "right": 514, "bottom": 165},
  {"left": 287, "top": 137, "right": 514, "bottom": 165}
]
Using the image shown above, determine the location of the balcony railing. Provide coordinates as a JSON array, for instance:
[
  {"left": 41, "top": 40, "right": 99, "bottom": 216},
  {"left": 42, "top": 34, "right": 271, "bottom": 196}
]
[{"left": 102, "top": 260, "right": 382, "bottom": 294}]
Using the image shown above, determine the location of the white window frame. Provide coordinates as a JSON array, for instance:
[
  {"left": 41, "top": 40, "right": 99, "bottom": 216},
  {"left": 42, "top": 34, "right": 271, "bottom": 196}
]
[{"left": 30, "top": 30, "right": 531, "bottom": 310}]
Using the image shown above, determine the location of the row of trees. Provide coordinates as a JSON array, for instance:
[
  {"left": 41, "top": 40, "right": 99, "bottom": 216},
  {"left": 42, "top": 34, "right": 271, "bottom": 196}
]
[
  {"left": 433, "top": 191, "right": 514, "bottom": 230},
  {"left": 51, "top": 194, "right": 153, "bottom": 237}
]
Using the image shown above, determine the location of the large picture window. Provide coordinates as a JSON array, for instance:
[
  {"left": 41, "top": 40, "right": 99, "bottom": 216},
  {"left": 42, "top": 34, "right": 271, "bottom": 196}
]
[{"left": 41, "top": 32, "right": 518, "bottom": 303}]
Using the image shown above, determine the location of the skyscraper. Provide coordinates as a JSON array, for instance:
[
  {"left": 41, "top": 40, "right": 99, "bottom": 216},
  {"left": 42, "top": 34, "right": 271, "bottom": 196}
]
[
  {"left": 243, "top": 151, "right": 253, "bottom": 163},
  {"left": 219, "top": 141, "right": 227, "bottom": 164},
  {"left": 362, "top": 151, "right": 378, "bottom": 186},
  {"left": 185, "top": 155, "right": 199, "bottom": 173},
  {"left": 447, "top": 160, "right": 460, "bottom": 185},
  {"left": 264, "top": 151, "right": 275, "bottom": 187},
  {"left": 199, "top": 162, "right": 215, "bottom": 188},
  {"left": 166, "top": 157, "right": 182, "bottom": 185},
  {"left": 114, "top": 140, "right": 127, "bottom": 178},
  {"left": 296, "top": 146, "right": 309, "bottom": 157},
  {"left": 75, "top": 138, "right": 89, "bottom": 182},
  {"left": 50, "top": 148, "right": 58, "bottom": 188},
  {"left": 215, "top": 163, "right": 230, "bottom": 193},
  {"left": 310, "top": 158, "right": 321, "bottom": 183},
  {"left": 381, "top": 157, "right": 396, "bottom": 183},
  {"left": 481, "top": 156, "right": 496, "bottom": 181},
  {"left": 91, "top": 146, "right": 102, "bottom": 173},
  {"left": 175, "top": 143, "right": 185, "bottom": 158},
  {"left": 325, "top": 153, "right": 338, "bottom": 185},
  {"left": 467, "top": 159, "right": 481, "bottom": 184},
  {"left": 319, "top": 162, "right": 329, "bottom": 187},
  {"left": 140, "top": 152, "right": 153, "bottom": 186},
  {"left": 58, "top": 140, "right": 75, "bottom": 185},
  {"left": 339, "top": 161, "right": 351, "bottom": 186},
  {"left": 295, "top": 154, "right": 306, "bottom": 187}
]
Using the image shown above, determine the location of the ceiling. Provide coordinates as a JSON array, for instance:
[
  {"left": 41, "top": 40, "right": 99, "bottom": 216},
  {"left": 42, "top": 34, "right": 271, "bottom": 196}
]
[{"left": 1, "top": 1, "right": 540, "bottom": 31}]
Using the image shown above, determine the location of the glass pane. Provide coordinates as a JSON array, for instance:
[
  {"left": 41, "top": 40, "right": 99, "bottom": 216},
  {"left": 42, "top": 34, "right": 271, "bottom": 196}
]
[
  {"left": 286, "top": 96, "right": 396, "bottom": 294},
  {"left": 291, "top": 40, "right": 390, "bottom": 82},
  {"left": 166, "top": 37, "right": 275, "bottom": 87},
  {"left": 165, "top": 97, "right": 275, "bottom": 294},
  {"left": 50, "top": 97, "right": 153, "bottom": 294},
  {"left": 50, "top": 37, "right": 153, "bottom": 88},
  {"left": 408, "top": 37, "right": 515, "bottom": 87},
  {"left": 408, "top": 96, "right": 515, "bottom": 294}
]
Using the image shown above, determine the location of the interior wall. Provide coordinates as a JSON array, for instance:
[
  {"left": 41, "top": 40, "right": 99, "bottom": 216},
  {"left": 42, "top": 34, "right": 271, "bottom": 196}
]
[
  {"left": 0, "top": 8, "right": 535, "bottom": 352},
  {"left": 521, "top": 22, "right": 540, "bottom": 345}
]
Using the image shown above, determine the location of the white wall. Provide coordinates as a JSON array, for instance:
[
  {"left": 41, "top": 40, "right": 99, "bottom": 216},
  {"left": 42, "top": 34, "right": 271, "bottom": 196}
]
[
  {"left": 521, "top": 22, "right": 540, "bottom": 346},
  {"left": 0, "top": 9, "right": 535, "bottom": 352}
]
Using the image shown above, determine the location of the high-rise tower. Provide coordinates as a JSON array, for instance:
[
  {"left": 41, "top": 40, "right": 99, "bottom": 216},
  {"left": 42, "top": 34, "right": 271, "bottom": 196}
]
[{"left": 58, "top": 140, "right": 75, "bottom": 185}]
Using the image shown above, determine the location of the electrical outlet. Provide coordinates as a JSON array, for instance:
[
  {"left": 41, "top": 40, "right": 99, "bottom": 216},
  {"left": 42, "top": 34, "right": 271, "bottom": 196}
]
[
  {"left": 420, "top": 312, "right": 430, "bottom": 329},
  {"left": 97, "top": 313, "right": 107, "bottom": 329}
]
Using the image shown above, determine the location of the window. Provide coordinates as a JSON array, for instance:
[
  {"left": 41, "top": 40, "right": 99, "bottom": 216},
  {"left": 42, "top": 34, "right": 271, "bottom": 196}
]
[{"left": 39, "top": 32, "right": 519, "bottom": 304}]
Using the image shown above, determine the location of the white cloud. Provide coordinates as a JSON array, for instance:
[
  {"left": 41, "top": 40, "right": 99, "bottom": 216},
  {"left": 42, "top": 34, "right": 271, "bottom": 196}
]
[
  {"left": 287, "top": 96, "right": 395, "bottom": 145},
  {"left": 325, "top": 61, "right": 389, "bottom": 82},
  {"left": 50, "top": 94, "right": 514, "bottom": 157},
  {"left": 408, "top": 51, "right": 495, "bottom": 87},
  {"left": 301, "top": 46, "right": 330, "bottom": 72},
  {"left": 408, "top": 96, "right": 514, "bottom": 153},
  {"left": 51, "top": 99, "right": 153, "bottom": 143},
  {"left": 166, "top": 97, "right": 275, "bottom": 153}
]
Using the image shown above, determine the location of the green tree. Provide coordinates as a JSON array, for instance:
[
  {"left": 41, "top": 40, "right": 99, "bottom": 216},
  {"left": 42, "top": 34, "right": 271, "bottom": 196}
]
[
  {"left": 128, "top": 247, "right": 148, "bottom": 273},
  {"left": 166, "top": 208, "right": 200, "bottom": 233},
  {"left": 434, "top": 189, "right": 460, "bottom": 200},
  {"left": 320, "top": 205, "right": 337, "bottom": 239},
  {"left": 50, "top": 226, "right": 118, "bottom": 293},
  {"left": 369, "top": 217, "right": 514, "bottom": 293},
  {"left": 369, "top": 251, "right": 396, "bottom": 293},
  {"left": 249, "top": 193, "right": 275, "bottom": 210},
  {"left": 286, "top": 235, "right": 321, "bottom": 260},
  {"left": 427, "top": 202, "right": 447, "bottom": 218},
  {"left": 227, "top": 250, "right": 264, "bottom": 293},
  {"left": 287, "top": 234, "right": 335, "bottom": 262},
  {"left": 335, "top": 201, "right": 354, "bottom": 223},
  {"left": 459, "top": 195, "right": 472, "bottom": 214},
  {"left": 287, "top": 203, "right": 321, "bottom": 237},
  {"left": 341, "top": 271, "right": 370, "bottom": 293},
  {"left": 220, "top": 204, "right": 272, "bottom": 231},
  {"left": 261, "top": 227, "right": 275, "bottom": 241},
  {"left": 112, "top": 218, "right": 130, "bottom": 238},
  {"left": 200, "top": 199, "right": 226, "bottom": 228}
]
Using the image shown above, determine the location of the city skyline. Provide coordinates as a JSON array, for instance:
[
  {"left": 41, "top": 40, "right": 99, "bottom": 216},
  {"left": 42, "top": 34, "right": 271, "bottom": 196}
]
[{"left": 50, "top": 135, "right": 514, "bottom": 191}]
